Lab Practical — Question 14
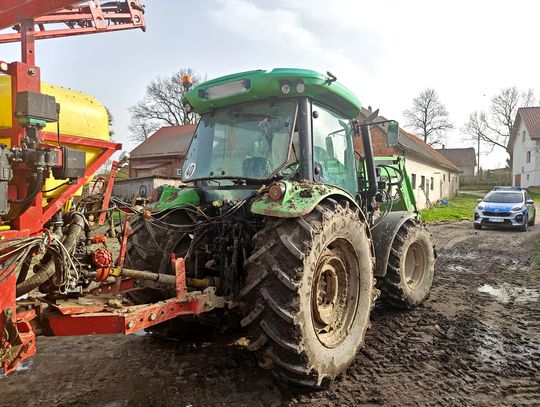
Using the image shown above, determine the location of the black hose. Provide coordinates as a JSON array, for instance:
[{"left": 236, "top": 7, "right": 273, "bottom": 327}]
[
  {"left": 9, "top": 171, "right": 44, "bottom": 205},
  {"left": 15, "top": 213, "right": 85, "bottom": 297}
]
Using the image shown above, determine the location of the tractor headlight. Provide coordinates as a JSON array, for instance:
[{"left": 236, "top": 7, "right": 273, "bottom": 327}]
[
  {"left": 268, "top": 182, "right": 286, "bottom": 201},
  {"left": 295, "top": 82, "right": 305, "bottom": 93}
]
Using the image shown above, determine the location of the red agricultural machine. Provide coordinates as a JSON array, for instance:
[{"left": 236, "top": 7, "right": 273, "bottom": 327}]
[{"left": 0, "top": 0, "right": 146, "bottom": 372}]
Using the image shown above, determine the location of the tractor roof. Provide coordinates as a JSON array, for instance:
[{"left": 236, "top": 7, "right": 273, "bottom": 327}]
[{"left": 182, "top": 68, "right": 362, "bottom": 119}]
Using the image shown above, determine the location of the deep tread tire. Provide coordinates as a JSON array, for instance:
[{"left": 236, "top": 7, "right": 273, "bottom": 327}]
[
  {"left": 125, "top": 210, "right": 193, "bottom": 302},
  {"left": 380, "top": 221, "right": 436, "bottom": 309},
  {"left": 242, "top": 199, "right": 375, "bottom": 387}
]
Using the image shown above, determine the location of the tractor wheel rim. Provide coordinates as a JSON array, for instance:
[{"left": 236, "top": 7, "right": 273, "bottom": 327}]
[
  {"left": 311, "top": 239, "right": 359, "bottom": 348},
  {"left": 404, "top": 241, "right": 427, "bottom": 290}
]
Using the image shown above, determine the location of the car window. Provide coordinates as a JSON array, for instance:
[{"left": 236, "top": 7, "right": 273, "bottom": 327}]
[{"left": 483, "top": 192, "right": 523, "bottom": 203}]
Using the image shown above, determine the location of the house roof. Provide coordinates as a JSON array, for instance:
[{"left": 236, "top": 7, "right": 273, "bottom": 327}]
[
  {"left": 509, "top": 107, "right": 540, "bottom": 150},
  {"left": 435, "top": 147, "right": 476, "bottom": 167},
  {"left": 130, "top": 124, "right": 196, "bottom": 158},
  {"left": 358, "top": 108, "right": 460, "bottom": 173}
]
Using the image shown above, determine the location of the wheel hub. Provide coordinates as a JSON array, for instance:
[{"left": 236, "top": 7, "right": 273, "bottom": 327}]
[
  {"left": 313, "top": 256, "right": 342, "bottom": 326},
  {"left": 404, "top": 241, "right": 427, "bottom": 289},
  {"left": 311, "top": 240, "right": 359, "bottom": 349}
]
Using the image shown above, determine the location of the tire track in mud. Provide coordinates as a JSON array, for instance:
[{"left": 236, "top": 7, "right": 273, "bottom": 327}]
[
  {"left": 284, "top": 223, "right": 540, "bottom": 406},
  {"left": 2, "top": 222, "right": 539, "bottom": 406}
]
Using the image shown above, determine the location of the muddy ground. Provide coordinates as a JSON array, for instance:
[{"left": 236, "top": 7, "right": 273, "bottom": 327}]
[{"left": 1, "top": 221, "right": 539, "bottom": 406}]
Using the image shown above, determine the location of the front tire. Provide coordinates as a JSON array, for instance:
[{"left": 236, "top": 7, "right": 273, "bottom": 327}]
[
  {"left": 380, "top": 221, "right": 436, "bottom": 309},
  {"left": 519, "top": 215, "right": 528, "bottom": 232},
  {"left": 241, "top": 198, "right": 375, "bottom": 387},
  {"left": 528, "top": 212, "right": 535, "bottom": 226},
  {"left": 474, "top": 223, "right": 482, "bottom": 230}
]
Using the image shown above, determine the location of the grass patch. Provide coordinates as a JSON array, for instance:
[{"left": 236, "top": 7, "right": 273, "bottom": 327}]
[
  {"left": 529, "top": 191, "right": 540, "bottom": 202},
  {"left": 420, "top": 193, "right": 479, "bottom": 223}
]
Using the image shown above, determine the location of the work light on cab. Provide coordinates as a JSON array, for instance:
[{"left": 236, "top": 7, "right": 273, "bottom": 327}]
[
  {"left": 199, "top": 79, "right": 251, "bottom": 100},
  {"left": 268, "top": 182, "right": 286, "bottom": 200},
  {"left": 280, "top": 81, "right": 291, "bottom": 94}
]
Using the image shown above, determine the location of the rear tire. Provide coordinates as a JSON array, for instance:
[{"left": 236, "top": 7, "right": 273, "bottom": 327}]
[
  {"left": 125, "top": 211, "right": 196, "bottom": 338},
  {"left": 241, "top": 198, "right": 375, "bottom": 387},
  {"left": 380, "top": 221, "right": 436, "bottom": 309}
]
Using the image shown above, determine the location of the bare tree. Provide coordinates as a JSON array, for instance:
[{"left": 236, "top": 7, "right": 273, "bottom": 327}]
[
  {"left": 463, "top": 86, "right": 537, "bottom": 169},
  {"left": 403, "top": 88, "right": 453, "bottom": 146},
  {"left": 129, "top": 68, "right": 203, "bottom": 143}
]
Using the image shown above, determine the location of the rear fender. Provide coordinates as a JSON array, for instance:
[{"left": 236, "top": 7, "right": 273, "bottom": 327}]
[
  {"left": 371, "top": 211, "right": 417, "bottom": 277},
  {"left": 251, "top": 181, "right": 366, "bottom": 221}
]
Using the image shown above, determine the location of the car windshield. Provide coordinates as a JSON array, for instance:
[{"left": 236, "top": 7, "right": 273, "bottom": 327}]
[
  {"left": 182, "top": 99, "right": 297, "bottom": 182},
  {"left": 483, "top": 192, "right": 523, "bottom": 203}
]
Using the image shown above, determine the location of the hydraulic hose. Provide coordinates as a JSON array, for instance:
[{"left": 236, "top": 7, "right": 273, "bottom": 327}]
[{"left": 15, "top": 213, "right": 85, "bottom": 297}]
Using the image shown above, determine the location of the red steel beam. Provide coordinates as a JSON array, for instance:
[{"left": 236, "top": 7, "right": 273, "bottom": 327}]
[{"left": 0, "top": 0, "right": 78, "bottom": 30}]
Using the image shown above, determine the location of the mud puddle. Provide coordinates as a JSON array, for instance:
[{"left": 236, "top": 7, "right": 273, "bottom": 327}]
[{"left": 478, "top": 283, "right": 540, "bottom": 304}]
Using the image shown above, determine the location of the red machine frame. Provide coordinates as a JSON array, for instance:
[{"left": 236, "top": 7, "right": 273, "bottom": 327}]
[{"left": 0, "top": 1, "right": 211, "bottom": 375}]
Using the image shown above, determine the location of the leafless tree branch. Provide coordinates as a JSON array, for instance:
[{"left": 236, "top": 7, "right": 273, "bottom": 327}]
[
  {"left": 403, "top": 88, "right": 453, "bottom": 146},
  {"left": 128, "top": 68, "right": 204, "bottom": 143}
]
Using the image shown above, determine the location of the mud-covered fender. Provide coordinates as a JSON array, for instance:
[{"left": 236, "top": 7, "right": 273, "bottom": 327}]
[
  {"left": 250, "top": 181, "right": 365, "bottom": 220},
  {"left": 371, "top": 211, "right": 417, "bottom": 277}
]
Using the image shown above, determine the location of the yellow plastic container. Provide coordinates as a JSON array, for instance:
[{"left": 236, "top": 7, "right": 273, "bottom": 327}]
[{"left": 0, "top": 75, "right": 110, "bottom": 199}]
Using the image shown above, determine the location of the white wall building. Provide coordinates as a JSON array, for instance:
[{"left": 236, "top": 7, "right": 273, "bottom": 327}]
[
  {"left": 357, "top": 108, "right": 461, "bottom": 209},
  {"left": 510, "top": 107, "right": 540, "bottom": 188}
]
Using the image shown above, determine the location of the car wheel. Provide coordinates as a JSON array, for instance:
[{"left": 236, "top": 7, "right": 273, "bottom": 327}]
[
  {"left": 474, "top": 223, "right": 482, "bottom": 230},
  {"left": 528, "top": 212, "right": 536, "bottom": 226},
  {"left": 519, "top": 215, "right": 528, "bottom": 232}
]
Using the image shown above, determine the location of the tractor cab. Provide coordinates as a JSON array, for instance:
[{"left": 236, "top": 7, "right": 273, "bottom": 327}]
[{"left": 181, "top": 69, "right": 361, "bottom": 199}]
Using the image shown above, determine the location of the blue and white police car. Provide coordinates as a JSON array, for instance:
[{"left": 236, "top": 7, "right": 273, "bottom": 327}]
[{"left": 474, "top": 187, "right": 536, "bottom": 231}]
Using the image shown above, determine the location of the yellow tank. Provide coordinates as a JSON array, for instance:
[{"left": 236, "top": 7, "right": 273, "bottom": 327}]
[{"left": 0, "top": 75, "right": 111, "bottom": 199}]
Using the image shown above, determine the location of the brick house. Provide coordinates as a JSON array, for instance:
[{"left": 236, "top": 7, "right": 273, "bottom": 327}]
[
  {"left": 356, "top": 108, "right": 461, "bottom": 208},
  {"left": 129, "top": 124, "right": 196, "bottom": 178}
]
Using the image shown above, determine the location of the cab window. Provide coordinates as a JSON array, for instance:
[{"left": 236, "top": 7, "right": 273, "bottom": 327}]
[{"left": 312, "top": 103, "right": 356, "bottom": 195}]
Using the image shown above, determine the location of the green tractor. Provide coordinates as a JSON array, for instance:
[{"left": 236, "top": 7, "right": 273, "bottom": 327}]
[{"left": 126, "top": 68, "right": 436, "bottom": 387}]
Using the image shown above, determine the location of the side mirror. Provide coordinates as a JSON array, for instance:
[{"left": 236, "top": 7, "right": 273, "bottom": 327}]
[
  {"left": 387, "top": 121, "right": 399, "bottom": 147},
  {"left": 526, "top": 199, "right": 534, "bottom": 205}
]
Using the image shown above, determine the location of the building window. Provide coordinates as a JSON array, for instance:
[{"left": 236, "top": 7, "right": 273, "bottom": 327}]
[
  {"left": 527, "top": 151, "right": 531, "bottom": 163},
  {"left": 522, "top": 166, "right": 525, "bottom": 173},
  {"left": 527, "top": 174, "right": 530, "bottom": 180},
  {"left": 420, "top": 175, "right": 425, "bottom": 190},
  {"left": 411, "top": 173, "right": 416, "bottom": 189},
  {"left": 443, "top": 174, "right": 446, "bottom": 182},
  {"left": 522, "top": 130, "right": 526, "bottom": 143},
  {"left": 430, "top": 177, "right": 434, "bottom": 190}
]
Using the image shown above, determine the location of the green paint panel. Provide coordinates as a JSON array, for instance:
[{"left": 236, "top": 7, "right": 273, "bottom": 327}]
[
  {"left": 153, "top": 186, "right": 200, "bottom": 211},
  {"left": 182, "top": 68, "right": 362, "bottom": 119},
  {"left": 251, "top": 180, "right": 360, "bottom": 218}
]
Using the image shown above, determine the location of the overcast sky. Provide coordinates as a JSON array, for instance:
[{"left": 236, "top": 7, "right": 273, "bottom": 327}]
[{"left": 2, "top": 0, "right": 539, "bottom": 169}]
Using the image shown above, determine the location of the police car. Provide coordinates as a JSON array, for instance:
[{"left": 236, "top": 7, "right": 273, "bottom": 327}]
[{"left": 474, "top": 187, "right": 536, "bottom": 231}]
